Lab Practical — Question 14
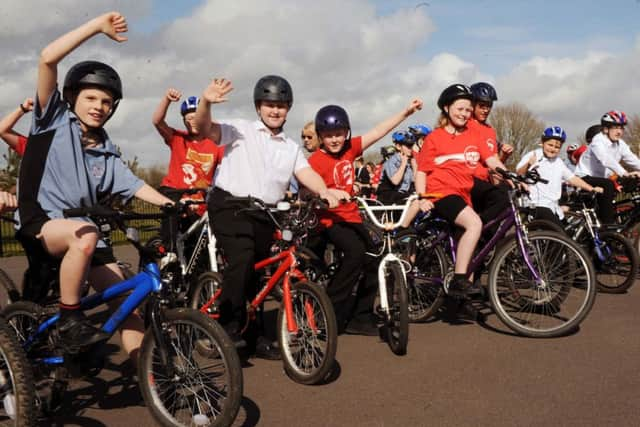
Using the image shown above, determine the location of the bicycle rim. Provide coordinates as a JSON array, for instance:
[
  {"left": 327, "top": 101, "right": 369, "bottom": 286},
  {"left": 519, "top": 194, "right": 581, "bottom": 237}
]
[
  {"left": 384, "top": 261, "right": 409, "bottom": 355},
  {"left": 489, "top": 231, "right": 596, "bottom": 338}
]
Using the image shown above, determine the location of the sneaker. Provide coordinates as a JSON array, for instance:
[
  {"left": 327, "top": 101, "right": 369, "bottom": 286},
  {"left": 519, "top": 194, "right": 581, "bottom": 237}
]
[
  {"left": 221, "top": 323, "right": 247, "bottom": 349},
  {"left": 55, "top": 313, "right": 110, "bottom": 354},
  {"left": 254, "top": 336, "right": 281, "bottom": 360},
  {"left": 345, "top": 315, "right": 379, "bottom": 336}
]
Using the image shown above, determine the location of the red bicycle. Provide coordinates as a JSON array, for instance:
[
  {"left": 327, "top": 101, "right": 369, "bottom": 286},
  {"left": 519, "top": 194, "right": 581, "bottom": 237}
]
[{"left": 188, "top": 196, "right": 337, "bottom": 385}]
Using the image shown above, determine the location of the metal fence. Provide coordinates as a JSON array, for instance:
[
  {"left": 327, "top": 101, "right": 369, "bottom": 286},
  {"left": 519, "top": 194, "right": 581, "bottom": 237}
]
[{"left": 0, "top": 200, "right": 162, "bottom": 257}]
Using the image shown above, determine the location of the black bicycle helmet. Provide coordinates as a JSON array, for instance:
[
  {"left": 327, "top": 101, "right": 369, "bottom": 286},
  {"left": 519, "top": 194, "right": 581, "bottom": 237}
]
[
  {"left": 437, "top": 84, "right": 474, "bottom": 112},
  {"left": 63, "top": 61, "right": 122, "bottom": 106},
  {"left": 470, "top": 82, "right": 498, "bottom": 103},
  {"left": 253, "top": 75, "right": 293, "bottom": 108}
]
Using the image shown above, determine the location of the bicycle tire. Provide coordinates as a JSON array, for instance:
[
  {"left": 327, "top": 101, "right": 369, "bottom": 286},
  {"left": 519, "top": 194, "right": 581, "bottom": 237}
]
[
  {"left": 0, "top": 270, "right": 20, "bottom": 310},
  {"left": 277, "top": 279, "right": 337, "bottom": 385},
  {"left": 488, "top": 230, "right": 596, "bottom": 338},
  {"left": 593, "top": 231, "right": 639, "bottom": 293},
  {"left": 525, "top": 219, "right": 566, "bottom": 234},
  {"left": 138, "top": 308, "right": 242, "bottom": 427},
  {"left": 382, "top": 260, "right": 409, "bottom": 355},
  {"left": 3, "top": 301, "right": 63, "bottom": 415},
  {"left": 393, "top": 231, "right": 447, "bottom": 322},
  {"left": 188, "top": 271, "right": 223, "bottom": 318},
  {"left": 0, "top": 317, "right": 37, "bottom": 426}
]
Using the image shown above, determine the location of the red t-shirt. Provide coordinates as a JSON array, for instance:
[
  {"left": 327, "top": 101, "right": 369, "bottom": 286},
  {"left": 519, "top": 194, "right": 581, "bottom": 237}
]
[
  {"left": 308, "top": 136, "right": 363, "bottom": 224},
  {"left": 417, "top": 127, "right": 492, "bottom": 205},
  {"left": 467, "top": 119, "right": 498, "bottom": 181},
  {"left": 160, "top": 129, "right": 223, "bottom": 189},
  {"left": 372, "top": 163, "right": 383, "bottom": 186},
  {"left": 13, "top": 135, "right": 27, "bottom": 156}
]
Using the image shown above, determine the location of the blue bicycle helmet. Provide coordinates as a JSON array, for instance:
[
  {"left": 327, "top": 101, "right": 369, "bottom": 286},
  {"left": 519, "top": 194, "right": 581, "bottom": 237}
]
[
  {"left": 391, "top": 131, "right": 416, "bottom": 146},
  {"left": 470, "top": 82, "right": 498, "bottom": 103},
  {"left": 408, "top": 124, "right": 432, "bottom": 138},
  {"left": 542, "top": 126, "right": 567, "bottom": 143},
  {"left": 180, "top": 96, "right": 199, "bottom": 116}
]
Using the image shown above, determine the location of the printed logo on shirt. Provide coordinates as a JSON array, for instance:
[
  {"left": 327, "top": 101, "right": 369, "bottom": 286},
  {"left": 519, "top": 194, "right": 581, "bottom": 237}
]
[
  {"left": 333, "top": 160, "right": 354, "bottom": 189},
  {"left": 91, "top": 163, "right": 105, "bottom": 179},
  {"left": 464, "top": 146, "right": 481, "bottom": 169}
]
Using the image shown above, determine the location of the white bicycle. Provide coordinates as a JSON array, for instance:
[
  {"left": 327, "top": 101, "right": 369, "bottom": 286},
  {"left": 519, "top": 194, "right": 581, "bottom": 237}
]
[{"left": 357, "top": 194, "right": 419, "bottom": 356}]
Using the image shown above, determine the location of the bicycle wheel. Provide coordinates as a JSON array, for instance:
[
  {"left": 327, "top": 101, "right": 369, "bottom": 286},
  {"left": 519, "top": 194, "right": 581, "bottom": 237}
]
[
  {"left": 488, "top": 230, "right": 596, "bottom": 338},
  {"left": 138, "top": 308, "right": 242, "bottom": 427},
  {"left": 525, "top": 219, "right": 566, "bottom": 234},
  {"left": 593, "top": 231, "right": 639, "bottom": 293},
  {"left": 3, "top": 301, "right": 62, "bottom": 415},
  {"left": 277, "top": 279, "right": 337, "bottom": 385},
  {"left": 188, "top": 272, "right": 223, "bottom": 319},
  {"left": 381, "top": 260, "right": 409, "bottom": 355},
  {"left": 0, "top": 270, "right": 19, "bottom": 310},
  {"left": 0, "top": 318, "right": 37, "bottom": 427},
  {"left": 394, "top": 232, "right": 447, "bottom": 322}
]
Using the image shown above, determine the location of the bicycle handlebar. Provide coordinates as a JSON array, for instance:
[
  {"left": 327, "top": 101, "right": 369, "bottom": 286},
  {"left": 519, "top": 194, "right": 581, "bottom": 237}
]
[
  {"left": 495, "top": 167, "right": 549, "bottom": 185},
  {"left": 356, "top": 194, "right": 420, "bottom": 231}
]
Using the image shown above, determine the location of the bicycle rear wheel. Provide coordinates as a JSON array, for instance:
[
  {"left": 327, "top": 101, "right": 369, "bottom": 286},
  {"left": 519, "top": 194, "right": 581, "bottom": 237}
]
[
  {"left": 382, "top": 260, "right": 409, "bottom": 355},
  {"left": 593, "top": 231, "right": 639, "bottom": 293},
  {"left": 138, "top": 308, "right": 242, "bottom": 427},
  {"left": 394, "top": 231, "right": 447, "bottom": 322},
  {"left": 488, "top": 231, "right": 596, "bottom": 338},
  {"left": 277, "top": 279, "right": 337, "bottom": 385},
  {"left": 188, "top": 272, "right": 223, "bottom": 319},
  {"left": 0, "top": 318, "right": 37, "bottom": 426}
]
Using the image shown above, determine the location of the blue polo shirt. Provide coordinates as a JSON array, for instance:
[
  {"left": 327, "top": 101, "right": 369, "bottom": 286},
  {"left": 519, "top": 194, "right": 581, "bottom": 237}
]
[{"left": 17, "top": 88, "right": 143, "bottom": 241}]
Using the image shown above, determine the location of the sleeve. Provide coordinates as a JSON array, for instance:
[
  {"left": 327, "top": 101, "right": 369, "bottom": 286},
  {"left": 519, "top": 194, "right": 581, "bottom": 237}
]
[
  {"left": 516, "top": 150, "right": 535, "bottom": 170},
  {"left": 110, "top": 157, "right": 145, "bottom": 201},
  {"left": 591, "top": 140, "right": 627, "bottom": 176},
  {"left": 417, "top": 134, "right": 436, "bottom": 173},
  {"left": 218, "top": 119, "right": 248, "bottom": 146},
  {"left": 163, "top": 127, "right": 179, "bottom": 148},
  {"left": 14, "top": 135, "right": 28, "bottom": 156},
  {"left": 383, "top": 155, "right": 400, "bottom": 178},
  {"left": 292, "top": 145, "right": 310, "bottom": 173},
  {"left": 619, "top": 141, "right": 640, "bottom": 172},
  {"left": 350, "top": 136, "right": 364, "bottom": 157},
  {"left": 31, "top": 88, "right": 67, "bottom": 135}
]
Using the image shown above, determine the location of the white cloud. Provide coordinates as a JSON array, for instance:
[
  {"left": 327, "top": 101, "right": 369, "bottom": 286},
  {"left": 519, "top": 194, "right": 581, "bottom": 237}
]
[{"left": 0, "top": 0, "right": 639, "bottom": 167}]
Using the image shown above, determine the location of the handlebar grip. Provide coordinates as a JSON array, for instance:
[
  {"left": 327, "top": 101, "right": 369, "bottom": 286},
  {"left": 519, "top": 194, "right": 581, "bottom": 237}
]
[
  {"left": 63, "top": 207, "right": 89, "bottom": 218},
  {"left": 538, "top": 177, "right": 549, "bottom": 184}
]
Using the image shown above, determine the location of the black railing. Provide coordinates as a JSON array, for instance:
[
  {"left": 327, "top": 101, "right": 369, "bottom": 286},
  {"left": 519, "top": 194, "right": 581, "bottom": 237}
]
[{"left": 0, "top": 199, "right": 162, "bottom": 257}]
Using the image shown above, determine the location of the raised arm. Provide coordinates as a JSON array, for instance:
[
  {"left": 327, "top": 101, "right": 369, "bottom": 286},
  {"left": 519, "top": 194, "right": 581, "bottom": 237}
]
[
  {"left": 152, "top": 88, "right": 181, "bottom": 142},
  {"left": 360, "top": 98, "right": 423, "bottom": 150},
  {"left": 194, "top": 78, "right": 233, "bottom": 143},
  {"left": 0, "top": 98, "right": 33, "bottom": 150},
  {"left": 37, "top": 12, "right": 128, "bottom": 109}
]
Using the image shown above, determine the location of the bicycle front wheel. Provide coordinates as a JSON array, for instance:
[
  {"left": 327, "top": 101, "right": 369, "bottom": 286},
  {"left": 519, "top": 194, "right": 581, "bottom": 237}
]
[
  {"left": 394, "top": 231, "right": 447, "bottom": 322},
  {"left": 593, "top": 231, "right": 639, "bottom": 294},
  {"left": 138, "top": 308, "right": 242, "bottom": 427},
  {"left": 488, "top": 231, "right": 596, "bottom": 338},
  {"left": 0, "top": 318, "right": 37, "bottom": 427},
  {"left": 382, "top": 260, "right": 409, "bottom": 355},
  {"left": 277, "top": 279, "right": 337, "bottom": 385}
]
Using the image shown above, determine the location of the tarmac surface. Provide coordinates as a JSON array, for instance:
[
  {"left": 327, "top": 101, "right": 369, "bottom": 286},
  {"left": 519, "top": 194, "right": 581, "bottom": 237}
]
[{"left": 1, "top": 245, "right": 639, "bottom": 426}]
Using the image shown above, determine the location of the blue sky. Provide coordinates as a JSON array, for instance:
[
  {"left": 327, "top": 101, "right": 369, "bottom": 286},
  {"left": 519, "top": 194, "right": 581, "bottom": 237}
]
[{"left": 1, "top": 0, "right": 639, "bottom": 165}]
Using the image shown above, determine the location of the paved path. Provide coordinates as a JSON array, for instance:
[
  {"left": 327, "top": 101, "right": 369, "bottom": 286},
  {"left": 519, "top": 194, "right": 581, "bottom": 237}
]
[{"left": 1, "top": 246, "right": 639, "bottom": 426}]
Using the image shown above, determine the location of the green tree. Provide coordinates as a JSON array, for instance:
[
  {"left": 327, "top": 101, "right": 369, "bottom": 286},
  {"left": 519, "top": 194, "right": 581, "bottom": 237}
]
[
  {"left": 490, "top": 103, "right": 545, "bottom": 168},
  {"left": 625, "top": 114, "right": 640, "bottom": 154}
]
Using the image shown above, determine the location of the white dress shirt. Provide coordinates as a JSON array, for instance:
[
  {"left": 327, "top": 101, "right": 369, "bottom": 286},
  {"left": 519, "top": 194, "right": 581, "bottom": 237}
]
[{"left": 575, "top": 133, "right": 640, "bottom": 178}]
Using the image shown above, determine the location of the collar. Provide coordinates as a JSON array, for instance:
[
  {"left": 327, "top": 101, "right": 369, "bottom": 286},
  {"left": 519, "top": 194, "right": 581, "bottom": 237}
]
[{"left": 253, "top": 120, "right": 287, "bottom": 141}]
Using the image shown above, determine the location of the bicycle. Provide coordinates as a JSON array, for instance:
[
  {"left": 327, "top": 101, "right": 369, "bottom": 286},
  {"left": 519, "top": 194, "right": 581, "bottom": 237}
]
[
  {"left": 189, "top": 196, "right": 338, "bottom": 385},
  {"left": 0, "top": 317, "right": 36, "bottom": 426},
  {"left": 3, "top": 204, "right": 242, "bottom": 427},
  {"left": 395, "top": 168, "right": 597, "bottom": 338},
  {"left": 528, "top": 191, "right": 639, "bottom": 293},
  {"left": 356, "top": 194, "right": 421, "bottom": 356}
]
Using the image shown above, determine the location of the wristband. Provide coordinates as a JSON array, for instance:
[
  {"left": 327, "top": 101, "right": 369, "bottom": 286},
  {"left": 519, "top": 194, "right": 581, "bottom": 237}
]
[{"left": 19, "top": 104, "right": 28, "bottom": 114}]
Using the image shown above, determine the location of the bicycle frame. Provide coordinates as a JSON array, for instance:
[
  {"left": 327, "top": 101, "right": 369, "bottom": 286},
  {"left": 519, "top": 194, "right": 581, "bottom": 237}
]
[
  {"left": 176, "top": 211, "right": 219, "bottom": 275},
  {"left": 24, "top": 262, "right": 164, "bottom": 366},
  {"left": 197, "top": 235, "right": 310, "bottom": 334}
]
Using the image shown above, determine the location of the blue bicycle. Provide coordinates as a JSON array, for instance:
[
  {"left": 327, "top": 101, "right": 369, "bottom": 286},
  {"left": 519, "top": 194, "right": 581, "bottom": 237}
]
[{"left": 3, "top": 204, "right": 242, "bottom": 427}]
